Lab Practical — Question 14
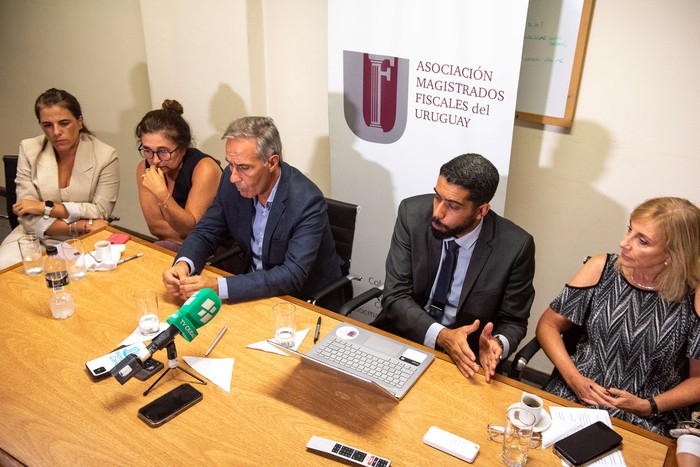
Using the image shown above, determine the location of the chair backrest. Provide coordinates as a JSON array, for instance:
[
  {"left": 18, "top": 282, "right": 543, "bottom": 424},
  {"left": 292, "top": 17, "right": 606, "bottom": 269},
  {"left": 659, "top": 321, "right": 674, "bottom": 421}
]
[
  {"left": 325, "top": 197, "right": 359, "bottom": 275},
  {"left": 3, "top": 155, "right": 19, "bottom": 229}
]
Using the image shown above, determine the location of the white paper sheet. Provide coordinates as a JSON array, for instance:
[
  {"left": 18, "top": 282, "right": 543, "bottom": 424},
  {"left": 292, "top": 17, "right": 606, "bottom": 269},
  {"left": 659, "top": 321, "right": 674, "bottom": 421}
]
[
  {"left": 183, "top": 356, "right": 235, "bottom": 393},
  {"left": 549, "top": 407, "right": 626, "bottom": 466},
  {"left": 84, "top": 244, "right": 126, "bottom": 271},
  {"left": 246, "top": 328, "right": 310, "bottom": 356}
]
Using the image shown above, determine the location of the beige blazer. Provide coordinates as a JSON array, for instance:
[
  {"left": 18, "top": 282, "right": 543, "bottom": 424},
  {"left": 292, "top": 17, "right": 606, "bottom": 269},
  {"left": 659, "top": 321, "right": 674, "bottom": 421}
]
[{"left": 14, "top": 133, "right": 119, "bottom": 243}]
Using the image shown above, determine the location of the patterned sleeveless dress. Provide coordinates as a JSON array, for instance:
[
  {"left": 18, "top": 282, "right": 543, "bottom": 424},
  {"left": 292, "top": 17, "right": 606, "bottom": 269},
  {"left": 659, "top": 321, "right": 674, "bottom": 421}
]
[{"left": 544, "top": 254, "right": 700, "bottom": 436}]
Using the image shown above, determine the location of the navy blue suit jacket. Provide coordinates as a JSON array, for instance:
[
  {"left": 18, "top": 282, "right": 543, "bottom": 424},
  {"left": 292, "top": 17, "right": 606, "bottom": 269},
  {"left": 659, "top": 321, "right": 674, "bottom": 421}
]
[{"left": 176, "top": 162, "right": 343, "bottom": 308}]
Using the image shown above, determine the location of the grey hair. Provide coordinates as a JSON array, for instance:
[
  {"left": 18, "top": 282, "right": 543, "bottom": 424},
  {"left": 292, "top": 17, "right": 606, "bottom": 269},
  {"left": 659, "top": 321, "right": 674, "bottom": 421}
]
[{"left": 222, "top": 116, "right": 282, "bottom": 163}]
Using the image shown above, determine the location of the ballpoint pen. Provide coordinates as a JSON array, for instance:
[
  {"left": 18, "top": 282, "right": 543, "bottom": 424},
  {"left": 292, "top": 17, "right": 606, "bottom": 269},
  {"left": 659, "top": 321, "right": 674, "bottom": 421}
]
[
  {"left": 205, "top": 326, "right": 228, "bottom": 356},
  {"left": 313, "top": 316, "right": 322, "bottom": 344},
  {"left": 117, "top": 253, "right": 143, "bottom": 265}
]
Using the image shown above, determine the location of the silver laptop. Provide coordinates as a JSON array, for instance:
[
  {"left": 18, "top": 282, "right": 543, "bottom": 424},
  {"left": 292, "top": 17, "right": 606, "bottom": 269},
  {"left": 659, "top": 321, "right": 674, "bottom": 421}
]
[{"left": 268, "top": 323, "right": 434, "bottom": 400}]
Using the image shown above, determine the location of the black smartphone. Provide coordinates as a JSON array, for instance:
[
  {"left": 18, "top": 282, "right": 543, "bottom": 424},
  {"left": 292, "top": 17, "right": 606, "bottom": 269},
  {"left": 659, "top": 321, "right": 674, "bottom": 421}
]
[
  {"left": 554, "top": 421, "right": 623, "bottom": 466},
  {"left": 138, "top": 383, "right": 203, "bottom": 427}
]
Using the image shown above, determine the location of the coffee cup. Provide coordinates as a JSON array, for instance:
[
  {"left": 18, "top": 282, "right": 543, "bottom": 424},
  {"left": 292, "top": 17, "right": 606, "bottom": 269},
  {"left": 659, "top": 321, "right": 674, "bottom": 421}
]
[
  {"left": 93, "top": 240, "right": 112, "bottom": 262},
  {"left": 520, "top": 391, "right": 544, "bottom": 424}
]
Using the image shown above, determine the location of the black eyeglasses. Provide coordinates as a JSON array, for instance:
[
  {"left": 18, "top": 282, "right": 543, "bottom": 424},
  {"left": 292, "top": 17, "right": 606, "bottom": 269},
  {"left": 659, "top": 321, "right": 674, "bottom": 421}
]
[{"left": 138, "top": 144, "right": 180, "bottom": 161}]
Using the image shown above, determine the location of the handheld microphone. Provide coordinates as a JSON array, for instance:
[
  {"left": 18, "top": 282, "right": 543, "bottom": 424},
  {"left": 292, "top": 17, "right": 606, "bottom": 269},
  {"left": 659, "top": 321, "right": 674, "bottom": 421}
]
[{"left": 109, "top": 288, "right": 222, "bottom": 384}]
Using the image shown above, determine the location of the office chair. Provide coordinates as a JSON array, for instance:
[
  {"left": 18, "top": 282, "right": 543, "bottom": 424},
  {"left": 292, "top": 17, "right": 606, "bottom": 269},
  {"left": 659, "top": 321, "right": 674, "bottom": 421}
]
[
  {"left": 2, "top": 155, "right": 19, "bottom": 229},
  {"left": 205, "top": 236, "right": 246, "bottom": 274},
  {"left": 336, "top": 284, "right": 383, "bottom": 317},
  {"left": 509, "top": 256, "right": 591, "bottom": 384},
  {"left": 507, "top": 325, "right": 585, "bottom": 384},
  {"left": 307, "top": 198, "right": 363, "bottom": 310}
]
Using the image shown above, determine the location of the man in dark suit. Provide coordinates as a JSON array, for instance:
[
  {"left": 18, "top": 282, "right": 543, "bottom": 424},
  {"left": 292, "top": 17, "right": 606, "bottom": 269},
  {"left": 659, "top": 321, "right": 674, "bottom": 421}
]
[
  {"left": 162, "top": 117, "right": 343, "bottom": 310},
  {"left": 372, "top": 153, "right": 535, "bottom": 382}
]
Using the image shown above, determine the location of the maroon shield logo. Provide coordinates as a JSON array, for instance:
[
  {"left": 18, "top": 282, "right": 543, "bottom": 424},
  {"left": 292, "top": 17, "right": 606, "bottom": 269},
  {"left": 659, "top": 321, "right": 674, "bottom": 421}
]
[{"left": 344, "top": 51, "right": 408, "bottom": 144}]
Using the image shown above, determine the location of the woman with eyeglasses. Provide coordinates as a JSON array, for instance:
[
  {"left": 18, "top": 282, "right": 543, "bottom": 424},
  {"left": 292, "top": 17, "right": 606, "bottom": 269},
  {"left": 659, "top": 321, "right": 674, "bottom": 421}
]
[
  {"left": 135, "top": 100, "right": 221, "bottom": 252},
  {"left": 0, "top": 88, "right": 119, "bottom": 270}
]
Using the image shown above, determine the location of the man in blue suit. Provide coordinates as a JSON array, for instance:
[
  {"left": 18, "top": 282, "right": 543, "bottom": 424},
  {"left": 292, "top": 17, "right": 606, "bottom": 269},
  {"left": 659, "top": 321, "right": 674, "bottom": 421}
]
[{"left": 162, "top": 117, "right": 343, "bottom": 310}]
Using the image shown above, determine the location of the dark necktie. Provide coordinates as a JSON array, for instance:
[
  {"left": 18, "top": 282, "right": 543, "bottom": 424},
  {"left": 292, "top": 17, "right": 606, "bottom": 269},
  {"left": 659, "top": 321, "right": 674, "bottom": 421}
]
[{"left": 427, "top": 240, "right": 459, "bottom": 322}]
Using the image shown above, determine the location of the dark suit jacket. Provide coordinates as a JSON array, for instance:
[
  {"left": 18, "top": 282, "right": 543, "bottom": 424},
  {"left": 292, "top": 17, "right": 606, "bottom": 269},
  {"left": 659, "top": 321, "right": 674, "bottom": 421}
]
[
  {"left": 176, "top": 162, "right": 343, "bottom": 309},
  {"left": 373, "top": 194, "right": 535, "bottom": 355}
]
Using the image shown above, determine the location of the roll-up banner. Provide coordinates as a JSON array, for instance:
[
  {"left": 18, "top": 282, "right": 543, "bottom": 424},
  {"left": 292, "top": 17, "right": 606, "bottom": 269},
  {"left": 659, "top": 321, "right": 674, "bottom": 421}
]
[{"left": 328, "top": 0, "right": 529, "bottom": 322}]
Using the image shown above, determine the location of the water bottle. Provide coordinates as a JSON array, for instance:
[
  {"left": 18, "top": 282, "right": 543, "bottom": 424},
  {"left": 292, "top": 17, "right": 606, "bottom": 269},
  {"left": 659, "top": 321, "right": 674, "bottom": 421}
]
[
  {"left": 45, "top": 245, "right": 74, "bottom": 319},
  {"left": 45, "top": 245, "right": 69, "bottom": 289}
]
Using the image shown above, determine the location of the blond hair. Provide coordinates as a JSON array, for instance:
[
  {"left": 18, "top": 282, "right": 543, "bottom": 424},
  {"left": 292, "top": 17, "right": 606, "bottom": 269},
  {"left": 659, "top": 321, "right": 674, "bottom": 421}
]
[{"left": 618, "top": 197, "right": 700, "bottom": 302}]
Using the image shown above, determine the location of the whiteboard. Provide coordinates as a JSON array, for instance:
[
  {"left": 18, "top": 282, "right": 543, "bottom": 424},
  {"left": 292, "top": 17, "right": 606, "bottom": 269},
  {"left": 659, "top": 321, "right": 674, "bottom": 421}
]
[{"left": 515, "top": 0, "right": 595, "bottom": 127}]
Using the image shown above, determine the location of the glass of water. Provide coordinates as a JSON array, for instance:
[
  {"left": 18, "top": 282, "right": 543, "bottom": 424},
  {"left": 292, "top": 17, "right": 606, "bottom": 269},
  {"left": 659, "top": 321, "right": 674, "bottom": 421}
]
[
  {"left": 273, "top": 302, "right": 296, "bottom": 348},
  {"left": 61, "top": 238, "right": 87, "bottom": 280},
  {"left": 502, "top": 406, "right": 536, "bottom": 467},
  {"left": 17, "top": 234, "right": 44, "bottom": 276},
  {"left": 134, "top": 289, "right": 160, "bottom": 336}
]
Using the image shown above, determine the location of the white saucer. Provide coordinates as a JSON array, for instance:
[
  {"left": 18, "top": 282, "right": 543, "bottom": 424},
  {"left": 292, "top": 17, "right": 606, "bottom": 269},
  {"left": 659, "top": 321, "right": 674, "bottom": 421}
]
[{"left": 507, "top": 402, "right": 552, "bottom": 432}]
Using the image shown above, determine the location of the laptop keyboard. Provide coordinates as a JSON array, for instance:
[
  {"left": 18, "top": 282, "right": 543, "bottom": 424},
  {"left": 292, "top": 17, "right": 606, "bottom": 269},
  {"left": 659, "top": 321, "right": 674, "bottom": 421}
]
[{"left": 315, "top": 337, "right": 418, "bottom": 388}]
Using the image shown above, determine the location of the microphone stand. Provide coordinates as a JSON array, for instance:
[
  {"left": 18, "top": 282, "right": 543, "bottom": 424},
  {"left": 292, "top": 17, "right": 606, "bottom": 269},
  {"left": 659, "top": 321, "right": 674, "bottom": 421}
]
[{"left": 143, "top": 341, "right": 206, "bottom": 396}]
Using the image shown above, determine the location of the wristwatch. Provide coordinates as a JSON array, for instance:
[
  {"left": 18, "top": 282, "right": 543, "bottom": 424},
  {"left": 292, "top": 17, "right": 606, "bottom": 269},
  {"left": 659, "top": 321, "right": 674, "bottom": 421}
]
[
  {"left": 494, "top": 335, "right": 505, "bottom": 360},
  {"left": 43, "top": 200, "right": 55, "bottom": 219},
  {"left": 647, "top": 397, "right": 661, "bottom": 418}
]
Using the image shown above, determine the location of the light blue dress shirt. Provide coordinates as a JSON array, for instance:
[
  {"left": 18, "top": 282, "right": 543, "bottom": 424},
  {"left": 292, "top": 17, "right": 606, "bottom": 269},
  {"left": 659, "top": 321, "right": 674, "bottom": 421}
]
[
  {"left": 423, "top": 220, "right": 510, "bottom": 358},
  {"left": 217, "top": 176, "right": 281, "bottom": 299},
  {"left": 178, "top": 175, "right": 281, "bottom": 300}
]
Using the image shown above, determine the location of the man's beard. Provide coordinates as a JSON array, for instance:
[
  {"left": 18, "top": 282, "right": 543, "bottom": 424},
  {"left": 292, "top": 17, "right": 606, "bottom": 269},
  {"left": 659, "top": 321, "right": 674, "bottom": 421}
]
[{"left": 430, "top": 217, "right": 478, "bottom": 240}]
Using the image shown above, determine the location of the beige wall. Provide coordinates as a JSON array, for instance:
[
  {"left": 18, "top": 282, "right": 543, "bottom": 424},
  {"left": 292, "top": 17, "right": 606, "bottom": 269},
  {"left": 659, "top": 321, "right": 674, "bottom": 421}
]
[
  {"left": 0, "top": 0, "right": 152, "bottom": 233},
  {"left": 1, "top": 1, "right": 698, "bottom": 373},
  {"left": 263, "top": 0, "right": 331, "bottom": 190},
  {"left": 507, "top": 0, "right": 700, "bottom": 371}
]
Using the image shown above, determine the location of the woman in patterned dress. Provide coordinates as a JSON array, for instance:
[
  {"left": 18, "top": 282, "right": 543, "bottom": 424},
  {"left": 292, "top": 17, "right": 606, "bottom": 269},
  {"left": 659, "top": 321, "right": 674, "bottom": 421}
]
[{"left": 537, "top": 197, "right": 700, "bottom": 436}]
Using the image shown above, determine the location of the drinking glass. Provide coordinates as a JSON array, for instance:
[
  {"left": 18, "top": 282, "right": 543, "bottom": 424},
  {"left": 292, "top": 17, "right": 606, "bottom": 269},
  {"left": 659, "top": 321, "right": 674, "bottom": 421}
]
[
  {"left": 61, "top": 238, "right": 87, "bottom": 279},
  {"left": 273, "top": 302, "right": 296, "bottom": 348},
  {"left": 502, "top": 406, "right": 536, "bottom": 467},
  {"left": 17, "top": 234, "right": 44, "bottom": 276},
  {"left": 134, "top": 289, "right": 160, "bottom": 336}
]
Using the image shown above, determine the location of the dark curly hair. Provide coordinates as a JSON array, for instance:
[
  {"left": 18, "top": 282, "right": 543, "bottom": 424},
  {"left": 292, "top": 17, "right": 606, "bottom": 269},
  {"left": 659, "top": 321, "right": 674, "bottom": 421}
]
[{"left": 135, "top": 99, "right": 192, "bottom": 149}]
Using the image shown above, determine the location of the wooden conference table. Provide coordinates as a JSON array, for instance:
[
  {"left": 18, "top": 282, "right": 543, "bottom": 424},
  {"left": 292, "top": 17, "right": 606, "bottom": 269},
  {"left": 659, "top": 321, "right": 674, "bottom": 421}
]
[{"left": 0, "top": 228, "right": 677, "bottom": 466}]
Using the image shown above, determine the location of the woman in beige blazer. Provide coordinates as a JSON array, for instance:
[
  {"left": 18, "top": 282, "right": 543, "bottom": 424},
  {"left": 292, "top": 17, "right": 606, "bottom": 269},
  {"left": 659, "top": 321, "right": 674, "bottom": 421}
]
[{"left": 0, "top": 88, "right": 119, "bottom": 269}]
